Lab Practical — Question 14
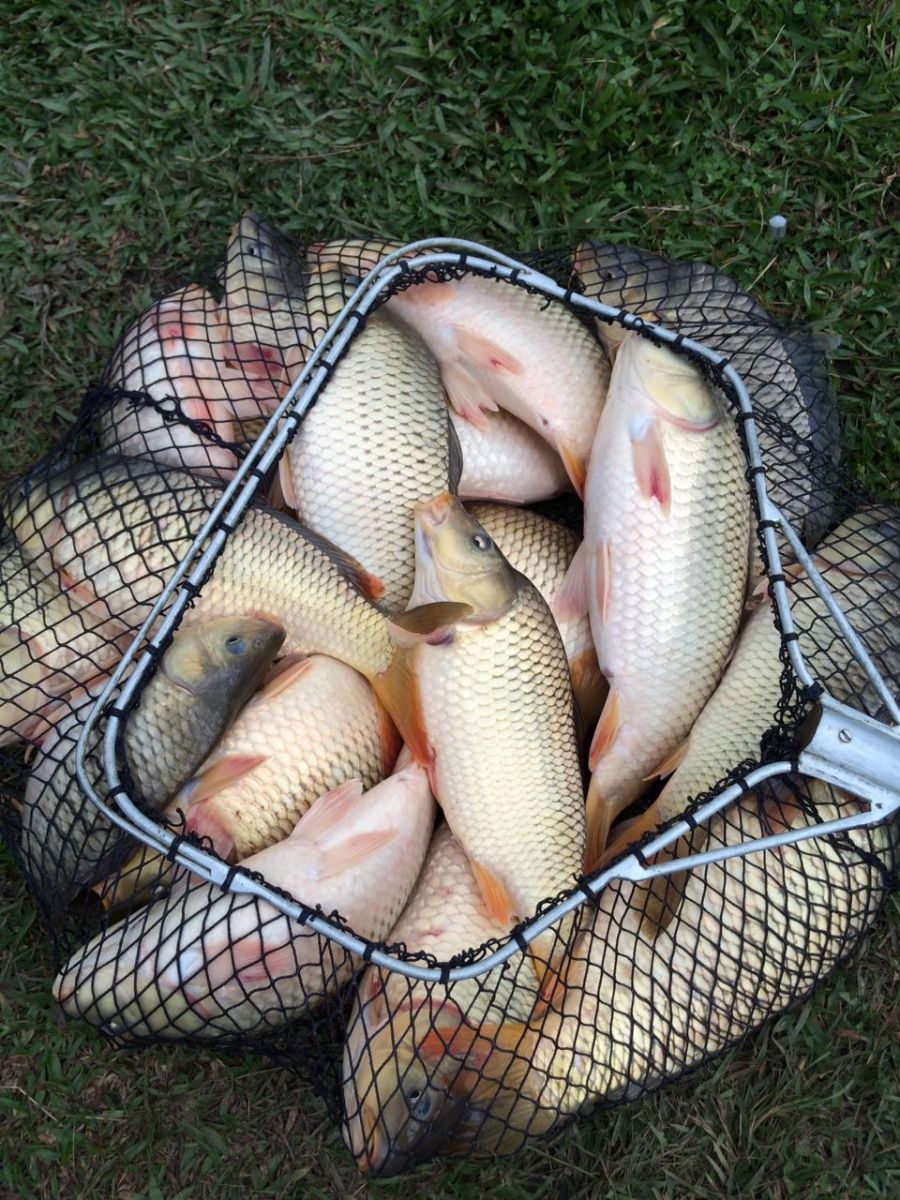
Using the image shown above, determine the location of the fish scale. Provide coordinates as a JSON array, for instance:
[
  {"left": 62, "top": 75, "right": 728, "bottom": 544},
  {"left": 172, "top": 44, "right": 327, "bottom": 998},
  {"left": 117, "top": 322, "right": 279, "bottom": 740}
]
[{"left": 284, "top": 312, "right": 454, "bottom": 610}]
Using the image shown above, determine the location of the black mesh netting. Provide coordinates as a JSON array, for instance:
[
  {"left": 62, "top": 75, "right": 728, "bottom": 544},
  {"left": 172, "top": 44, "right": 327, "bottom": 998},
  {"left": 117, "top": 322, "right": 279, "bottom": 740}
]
[{"left": 0, "top": 221, "right": 897, "bottom": 1177}]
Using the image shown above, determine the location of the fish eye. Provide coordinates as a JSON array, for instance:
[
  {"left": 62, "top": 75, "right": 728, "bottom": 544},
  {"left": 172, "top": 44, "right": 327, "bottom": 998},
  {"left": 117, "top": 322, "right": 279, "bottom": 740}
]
[
  {"left": 406, "top": 1086, "right": 433, "bottom": 1121},
  {"left": 225, "top": 635, "right": 247, "bottom": 655},
  {"left": 471, "top": 533, "right": 492, "bottom": 551}
]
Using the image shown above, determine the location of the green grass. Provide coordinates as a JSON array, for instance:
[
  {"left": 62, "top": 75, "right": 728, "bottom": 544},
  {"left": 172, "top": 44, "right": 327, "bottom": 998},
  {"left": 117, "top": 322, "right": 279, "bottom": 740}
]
[{"left": 0, "top": 1, "right": 898, "bottom": 1196}]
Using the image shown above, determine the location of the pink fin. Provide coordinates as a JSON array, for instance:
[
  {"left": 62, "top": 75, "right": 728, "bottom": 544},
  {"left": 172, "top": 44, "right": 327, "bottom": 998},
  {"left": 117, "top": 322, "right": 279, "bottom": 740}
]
[
  {"left": 630, "top": 418, "right": 671, "bottom": 516},
  {"left": 257, "top": 654, "right": 312, "bottom": 701},
  {"left": 553, "top": 541, "right": 589, "bottom": 623},
  {"left": 291, "top": 778, "right": 365, "bottom": 842},
  {"left": 454, "top": 326, "right": 524, "bottom": 376},
  {"left": 185, "top": 754, "right": 267, "bottom": 804},
  {"left": 645, "top": 736, "right": 690, "bottom": 780},
  {"left": 184, "top": 802, "right": 236, "bottom": 861},
  {"left": 278, "top": 453, "right": 299, "bottom": 511},
  {"left": 315, "top": 830, "right": 398, "bottom": 879},
  {"left": 441, "top": 360, "right": 498, "bottom": 429},
  {"left": 237, "top": 940, "right": 297, "bottom": 985}
]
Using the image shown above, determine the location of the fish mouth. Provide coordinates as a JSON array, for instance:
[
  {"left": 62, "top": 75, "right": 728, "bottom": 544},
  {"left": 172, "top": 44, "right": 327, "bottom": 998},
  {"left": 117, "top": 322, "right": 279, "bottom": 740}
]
[
  {"left": 414, "top": 491, "right": 455, "bottom": 531},
  {"left": 353, "top": 1102, "right": 387, "bottom": 1174}
]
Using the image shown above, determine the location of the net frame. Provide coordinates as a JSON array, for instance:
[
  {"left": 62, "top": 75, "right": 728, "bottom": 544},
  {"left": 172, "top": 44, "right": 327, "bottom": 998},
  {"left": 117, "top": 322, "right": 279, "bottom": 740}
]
[{"left": 62, "top": 235, "right": 900, "bottom": 990}]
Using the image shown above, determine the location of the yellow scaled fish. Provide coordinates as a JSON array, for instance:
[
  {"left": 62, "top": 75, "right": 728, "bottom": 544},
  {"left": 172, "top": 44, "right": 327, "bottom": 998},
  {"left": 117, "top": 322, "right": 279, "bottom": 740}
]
[
  {"left": 387, "top": 492, "right": 585, "bottom": 978},
  {"left": 104, "top": 652, "right": 400, "bottom": 908},
  {"left": 372, "top": 777, "right": 895, "bottom": 1166},
  {"left": 467, "top": 502, "right": 605, "bottom": 733},
  {"left": 54, "top": 754, "right": 435, "bottom": 1041},
  {"left": 342, "top": 825, "right": 540, "bottom": 1175},
  {"left": 602, "top": 505, "right": 900, "bottom": 922},
  {"left": 308, "top": 239, "right": 610, "bottom": 496},
  {"left": 280, "top": 262, "right": 459, "bottom": 610},
  {"left": 2, "top": 455, "right": 393, "bottom": 679},
  {"left": 451, "top": 408, "right": 570, "bottom": 505},
  {"left": 557, "top": 333, "right": 749, "bottom": 869},
  {"left": 179, "top": 654, "right": 401, "bottom": 859},
  {"left": 20, "top": 617, "right": 284, "bottom": 911}
]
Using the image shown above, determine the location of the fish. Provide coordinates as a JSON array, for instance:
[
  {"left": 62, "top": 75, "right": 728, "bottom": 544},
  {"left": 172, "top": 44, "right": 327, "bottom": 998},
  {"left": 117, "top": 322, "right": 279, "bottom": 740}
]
[
  {"left": 221, "top": 212, "right": 309, "bottom": 358},
  {"left": 279, "top": 304, "right": 460, "bottom": 610},
  {"left": 389, "top": 492, "right": 585, "bottom": 978},
  {"left": 608, "top": 505, "right": 900, "bottom": 923},
  {"left": 308, "top": 239, "right": 611, "bottom": 496},
  {"left": 0, "top": 537, "right": 129, "bottom": 747},
  {"left": 451, "top": 407, "right": 570, "bottom": 505},
  {"left": 556, "top": 332, "right": 749, "bottom": 870},
  {"left": 459, "top": 776, "right": 897, "bottom": 1156},
  {"left": 98, "top": 283, "right": 283, "bottom": 479},
  {"left": 102, "top": 652, "right": 400, "bottom": 909},
  {"left": 178, "top": 653, "right": 401, "bottom": 859},
  {"left": 2, "top": 455, "right": 394, "bottom": 684},
  {"left": 53, "top": 755, "right": 435, "bottom": 1040},
  {"left": 342, "top": 824, "right": 540, "bottom": 1174},
  {"left": 573, "top": 240, "right": 842, "bottom": 557},
  {"left": 466, "top": 502, "right": 606, "bottom": 733},
  {"left": 19, "top": 616, "right": 283, "bottom": 911}
]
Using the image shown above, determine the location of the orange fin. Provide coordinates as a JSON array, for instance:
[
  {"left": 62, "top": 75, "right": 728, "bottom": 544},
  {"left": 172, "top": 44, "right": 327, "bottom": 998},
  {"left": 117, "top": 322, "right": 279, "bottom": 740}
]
[
  {"left": 183, "top": 754, "right": 267, "bottom": 805},
  {"left": 387, "top": 602, "right": 472, "bottom": 648},
  {"left": 588, "top": 688, "right": 620, "bottom": 771},
  {"left": 553, "top": 541, "right": 589, "bottom": 623},
  {"left": 278, "top": 452, "right": 299, "bottom": 511},
  {"left": 371, "top": 648, "right": 434, "bottom": 771},
  {"left": 441, "top": 360, "right": 497, "bottom": 429},
  {"left": 314, "top": 829, "right": 397, "bottom": 879},
  {"left": 557, "top": 439, "right": 587, "bottom": 499},
  {"left": 376, "top": 701, "right": 402, "bottom": 773},
  {"left": 290, "top": 778, "right": 365, "bottom": 842},
  {"left": 257, "top": 654, "right": 312, "bottom": 701},
  {"left": 453, "top": 326, "right": 524, "bottom": 376},
  {"left": 469, "top": 859, "right": 516, "bottom": 925},
  {"left": 568, "top": 645, "right": 608, "bottom": 736},
  {"left": 630, "top": 417, "right": 671, "bottom": 515},
  {"left": 645, "top": 736, "right": 690, "bottom": 781}
]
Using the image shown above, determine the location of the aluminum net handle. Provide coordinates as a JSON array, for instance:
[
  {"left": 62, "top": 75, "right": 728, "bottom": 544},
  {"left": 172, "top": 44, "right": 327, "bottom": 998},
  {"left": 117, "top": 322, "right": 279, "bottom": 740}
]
[{"left": 72, "top": 239, "right": 900, "bottom": 985}]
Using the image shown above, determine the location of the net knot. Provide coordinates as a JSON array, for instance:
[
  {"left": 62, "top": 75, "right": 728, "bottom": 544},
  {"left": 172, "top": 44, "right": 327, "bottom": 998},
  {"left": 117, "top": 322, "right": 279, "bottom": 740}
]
[
  {"left": 748, "top": 464, "right": 767, "bottom": 477},
  {"left": 757, "top": 519, "right": 780, "bottom": 531},
  {"left": 438, "top": 961, "right": 451, "bottom": 985},
  {"left": 221, "top": 865, "right": 240, "bottom": 891},
  {"left": 512, "top": 927, "right": 529, "bottom": 953},
  {"left": 180, "top": 579, "right": 202, "bottom": 601},
  {"left": 165, "top": 834, "right": 188, "bottom": 863}
]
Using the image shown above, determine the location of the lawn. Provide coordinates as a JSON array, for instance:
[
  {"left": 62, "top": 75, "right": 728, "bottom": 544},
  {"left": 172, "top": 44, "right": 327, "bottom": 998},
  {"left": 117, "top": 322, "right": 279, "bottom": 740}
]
[{"left": 1, "top": 2, "right": 898, "bottom": 1197}]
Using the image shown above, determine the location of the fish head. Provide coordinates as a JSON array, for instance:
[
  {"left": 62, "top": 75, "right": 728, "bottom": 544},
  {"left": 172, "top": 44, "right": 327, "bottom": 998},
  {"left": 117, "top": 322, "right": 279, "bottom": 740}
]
[
  {"left": 411, "top": 493, "right": 520, "bottom": 621},
  {"left": 618, "top": 332, "right": 721, "bottom": 431},
  {"left": 343, "top": 985, "right": 536, "bottom": 1174},
  {"left": 225, "top": 213, "right": 306, "bottom": 311},
  {"left": 574, "top": 241, "right": 689, "bottom": 348},
  {"left": 160, "top": 615, "right": 285, "bottom": 717}
]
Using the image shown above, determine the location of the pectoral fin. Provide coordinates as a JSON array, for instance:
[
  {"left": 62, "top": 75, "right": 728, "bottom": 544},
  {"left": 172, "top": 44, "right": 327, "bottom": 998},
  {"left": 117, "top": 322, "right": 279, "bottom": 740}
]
[
  {"left": 183, "top": 754, "right": 267, "bottom": 805},
  {"left": 630, "top": 417, "right": 671, "bottom": 515},
  {"left": 553, "top": 541, "right": 589, "bottom": 623},
  {"left": 645, "top": 737, "right": 690, "bottom": 780},
  {"left": 557, "top": 439, "right": 587, "bottom": 499},
  {"left": 290, "top": 778, "right": 365, "bottom": 842},
  {"left": 387, "top": 602, "right": 473, "bottom": 648},
  {"left": 314, "top": 829, "right": 397, "bottom": 879},
  {"left": 371, "top": 649, "right": 434, "bottom": 771},
  {"left": 469, "top": 859, "right": 516, "bottom": 926},
  {"left": 441, "top": 360, "right": 497, "bottom": 429}
]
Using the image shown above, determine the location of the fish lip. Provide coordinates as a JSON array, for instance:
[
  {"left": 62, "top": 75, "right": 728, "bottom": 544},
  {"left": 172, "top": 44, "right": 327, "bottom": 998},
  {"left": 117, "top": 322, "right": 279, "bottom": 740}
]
[{"left": 414, "top": 492, "right": 454, "bottom": 531}]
